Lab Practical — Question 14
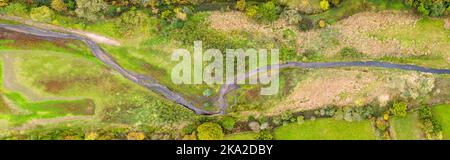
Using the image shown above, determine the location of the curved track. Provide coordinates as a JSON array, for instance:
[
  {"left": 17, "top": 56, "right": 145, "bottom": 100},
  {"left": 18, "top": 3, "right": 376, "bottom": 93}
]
[{"left": 1, "top": 23, "right": 449, "bottom": 115}]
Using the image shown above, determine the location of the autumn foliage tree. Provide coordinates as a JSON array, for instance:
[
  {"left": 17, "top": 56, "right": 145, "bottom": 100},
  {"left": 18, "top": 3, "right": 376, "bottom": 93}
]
[
  {"left": 0, "top": 0, "right": 8, "bottom": 7},
  {"left": 51, "top": 0, "right": 67, "bottom": 12}
]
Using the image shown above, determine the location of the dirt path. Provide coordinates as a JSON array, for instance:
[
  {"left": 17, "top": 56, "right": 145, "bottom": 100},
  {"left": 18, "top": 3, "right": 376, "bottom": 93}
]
[{"left": 0, "top": 14, "right": 121, "bottom": 46}]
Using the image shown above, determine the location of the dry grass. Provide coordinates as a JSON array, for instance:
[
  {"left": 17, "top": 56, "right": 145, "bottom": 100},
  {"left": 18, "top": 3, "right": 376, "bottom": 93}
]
[{"left": 270, "top": 69, "right": 437, "bottom": 115}]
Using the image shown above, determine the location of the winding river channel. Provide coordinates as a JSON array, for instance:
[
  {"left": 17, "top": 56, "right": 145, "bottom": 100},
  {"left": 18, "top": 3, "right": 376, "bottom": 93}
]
[{"left": 1, "top": 23, "right": 449, "bottom": 115}]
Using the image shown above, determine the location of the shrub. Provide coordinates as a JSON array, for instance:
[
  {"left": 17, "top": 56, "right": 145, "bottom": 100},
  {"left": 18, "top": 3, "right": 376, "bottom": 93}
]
[
  {"left": 0, "top": 3, "right": 27, "bottom": 16},
  {"left": 406, "top": 0, "right": 449, "bottom": 17},
  {"left": 246, "top": 1, "right": 280, "bottom": 23},
  {"left": 330, "top": 0, "right": 341, "bottom": 6},
  {"left": 298, "top": 17, "right": 313, "bottom": 31},
  {"left": 51, "top": 0, "right": 67, "bottom": 12},
  {"left": 126, "top": 132, "right": 145, "bottom": 140},
  {"left": 115, "top": 10, "right": 150, "bottom": 36},
  {"left": 255, "top": 130, "right": 273, "bottom": 140},
  {"left": 197, "top": 122, "right": 224, "bottom": 140},
  {"left": 418, "top": 106, "right": 442, "bottom": 139},
  {"left": 219, "top": 116, "right": 236, "bottom": 131},
  {"left": 245, "top": 5, "right": 258, "bottom": 19},
  {"left": 318, "top": 20, "right": 326, "bottom": 28},
  {"left": 182, "top": 124, "right": 197, "bottom": 135},
  {"left": 339, "top": 47, "right": 364, "bottom": 58},
  {"left": 236, "top": 0, "right": 245, "bottom": 11},
  {"left": 30, "top": 6, "right": 54, "bottom": 23},
  {"left": 75, "top": 0, "right": 108, "bottom": 22},
  {"left": 320, "top": 0, "right": 330, "bottom": 11},
  {"left": 391, "top": 102, "right": 407, "bottom": 117},
  {"left": 375, "top": 118, "right": 389, "bottom": 131},
  {"left": 0, "top": 0, "right": 8, "bottom": 7},
  {"left": 280, "top": 9, "right": 302, "bottom": 25}
]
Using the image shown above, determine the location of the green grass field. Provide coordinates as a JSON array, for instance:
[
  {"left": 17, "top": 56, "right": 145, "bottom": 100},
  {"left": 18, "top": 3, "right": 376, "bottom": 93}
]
[
  {"left": 433, "top": 104, "right": 450, "bottom": 140},
  {"left": 274, "top": 118, "right": 377, "bottom": 140},
  {"left": 391, "top": 112, "right": 423, "bottom": 140}
]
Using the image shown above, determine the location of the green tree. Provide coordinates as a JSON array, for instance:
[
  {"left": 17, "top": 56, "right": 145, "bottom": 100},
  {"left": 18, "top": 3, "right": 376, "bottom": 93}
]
[
  {"left": 75, "top": 0, "right": 108, "bottom": 22},
  {"left": 30, "top": 6, "right": 54, "bottom": 23},
  {"left": 51, "top": 0, "right": 67, "bottom": 12},
  {"left": 115, "top": 10, "right": 150, "bottom": 36},
  {"left": 197, "top": 122, "right": 224, "bottom": 140}
]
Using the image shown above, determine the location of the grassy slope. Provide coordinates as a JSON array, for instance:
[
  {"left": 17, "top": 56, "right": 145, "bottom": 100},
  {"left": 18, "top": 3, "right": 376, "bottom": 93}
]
[
  {"left": 390, "top": 112, "right": 423, "bottom": 140},
  {"left": 371, "top": 18, "right": 450, "bottom": 69},
  {"left": 308, "top": 0, "right": 408, "bottom": 24},
  {"left": 433, "top": 104, "right": 450, "bottom": 140},
  {"left": 274, "top": 118, "right": 376, "bottom": 140}
]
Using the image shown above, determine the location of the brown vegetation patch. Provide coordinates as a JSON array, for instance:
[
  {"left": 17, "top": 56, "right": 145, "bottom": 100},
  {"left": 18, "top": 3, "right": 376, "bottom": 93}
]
[
  {"left": 271, "top": 69, "right": 438, "bottom": 115},
  {"left": 0, "top": 28, "right": 79, "bottom": 51},
  {"left": 297, "top": 11, "right": 422, "bottom": 57},
  {"left": 0, "top": 95, "right": 12, "bottom": 114}
]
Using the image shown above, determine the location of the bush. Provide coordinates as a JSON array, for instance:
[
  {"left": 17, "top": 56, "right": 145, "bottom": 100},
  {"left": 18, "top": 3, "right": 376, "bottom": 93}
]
[
  {"left": 339, "top": 47, "right": 364, "bottom": 58},
  {"left": 219, "top": 116, "right": 236, "bottom": 131},
  {"left": 197, "top": 122, "right": 224, "bottom": 140},
  {"left": 375, "top": 117, "right": 389, "bottom": 131},
  {"left": 30, "top": 6, "right": 54, "bottom": 23},
  {"left": 255, "top": 130, "right": 273, "bottom": 140},
  {"left": 115, "top": 10, "right": 150, "bottom": 36},
  {"left": 0, "top": 0, "right": 8, "bottom": 7},
  {"left": 320, "top": 0, "right": 330, "bottom": 11},
  {"left": 236, "top": 0, "right": 245, "bottom": 11},
  {"left": 391, "top": 102, "right": 407, "bottom": 117},
  {"left": 246, "top": 1, "right": 280, "bottom": 23},
  {"left": 0, "top": 3, "right": 27, "bottom": 16},
  {"left": 406, "top": 0, "right": 449, "bottom": 17},
  {"left": 418, "top": 106, "right": 442, "bottom": 140},
  {"left": 298, "top": 17, "right": 314, "bottom": 31},
  {"left": 75, "top": 0, "right": 108, "bottom": 22},
  {"left": 280, "top": 9, "right": 302, "bottom": 25},
  {"left": 51, "top": 0, "right": 67, "bottom": 12}
]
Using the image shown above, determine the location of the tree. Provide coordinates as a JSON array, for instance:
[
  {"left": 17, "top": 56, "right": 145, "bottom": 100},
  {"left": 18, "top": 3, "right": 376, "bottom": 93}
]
[
  {"left": 197, "top": 122, "right": 224, "bottom": 140},
  {"left": 115, "top": 10, "right": 150, "bottom": 36},
  {"left": 0, "top": 0, "right": 8, "bottom": 7},
  {"left": 30, "top": 6, "right": 54, "bottom": 23},
  {"left": 320, "top": 0, "right": 330, "bottom": 11},
  {"left": 391, "top": 102, "right": 407, "bottom": 117},
  {"left": 51, "top": 0, "right": 67, "bottom": 12},
  {"left": 75, "top": 0, "right": 108, "bottom": 22}
]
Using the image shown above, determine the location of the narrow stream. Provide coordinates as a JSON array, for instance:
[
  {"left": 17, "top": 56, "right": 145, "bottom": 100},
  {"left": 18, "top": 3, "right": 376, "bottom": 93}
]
[{"left": 1, "top": 23, "right": 449, "bottom": 115}]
